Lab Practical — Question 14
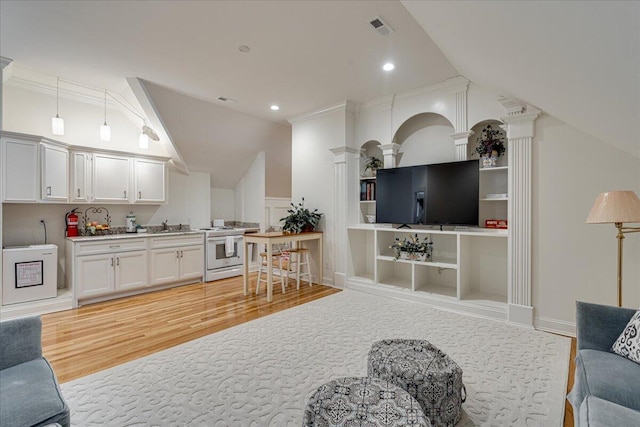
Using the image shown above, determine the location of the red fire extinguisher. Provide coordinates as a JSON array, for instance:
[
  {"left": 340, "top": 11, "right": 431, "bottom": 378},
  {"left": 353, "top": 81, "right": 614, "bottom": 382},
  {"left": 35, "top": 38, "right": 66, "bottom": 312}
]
[{"left": 65, "top": 208, "right": 79, "bottom": 237}]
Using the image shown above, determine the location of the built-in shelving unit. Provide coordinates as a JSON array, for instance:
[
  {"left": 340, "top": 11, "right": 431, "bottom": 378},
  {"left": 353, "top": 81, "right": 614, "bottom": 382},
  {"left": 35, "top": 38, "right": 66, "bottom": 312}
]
[
  {"left": 479, "top": 165, "right": 508, "bottom": 229},
  {"left": 347, "top": 225, "right": 508, "bottom": 320}
]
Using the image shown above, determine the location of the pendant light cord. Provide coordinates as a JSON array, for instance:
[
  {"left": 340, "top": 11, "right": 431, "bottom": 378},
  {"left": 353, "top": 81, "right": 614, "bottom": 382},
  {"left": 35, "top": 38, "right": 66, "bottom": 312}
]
[
  {"left": 56, "top": 77, "right": 60, "bottom": 116},
  {"left": 103, "top": 90, "right": 108, "bottom": 124}
]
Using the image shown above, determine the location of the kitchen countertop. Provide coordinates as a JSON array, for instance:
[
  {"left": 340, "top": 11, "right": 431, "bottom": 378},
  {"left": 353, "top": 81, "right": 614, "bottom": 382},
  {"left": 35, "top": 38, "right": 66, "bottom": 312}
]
[{"left": 66, "top": 230, "right": 205, "bottom": 242}]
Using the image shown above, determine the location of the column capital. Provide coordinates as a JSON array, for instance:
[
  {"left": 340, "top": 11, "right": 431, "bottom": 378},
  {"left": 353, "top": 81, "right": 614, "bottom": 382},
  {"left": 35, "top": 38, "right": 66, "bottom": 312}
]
[
  {"left": 502, "top": 108, "right": 542, "bottom": 140},
  {"left": 379, "top": 143, "right": 401, "bottom": 155},
  {"left": 330, "top": 146, "right": 360, "bottom": 164},
  {"left": 450, "top": 130, "right": 474, "bottom": 143}
]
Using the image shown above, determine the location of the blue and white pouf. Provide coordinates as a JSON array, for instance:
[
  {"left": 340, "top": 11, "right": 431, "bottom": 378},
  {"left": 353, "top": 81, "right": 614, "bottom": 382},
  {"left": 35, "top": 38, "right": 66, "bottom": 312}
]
[{"left": 368, "top": 339, "right": 466, "bottom": 427}]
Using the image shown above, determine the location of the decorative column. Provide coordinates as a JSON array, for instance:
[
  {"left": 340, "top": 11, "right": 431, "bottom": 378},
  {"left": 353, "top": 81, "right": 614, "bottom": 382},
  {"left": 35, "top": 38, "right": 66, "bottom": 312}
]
[
  {"left": 379, "top": 143, "right": 401, "bottom": 168},
  {"left": 502, "top": 105, "right": 540, "bottom": 327},
  {"left": 450, "top": 131, "right": 473, "bottom": 161},
  {"left": 330, "top": 146, "right": 360, "bottom": 288},
  {"left": 449, "top": 79, "right": 471, "bottom": 161}
]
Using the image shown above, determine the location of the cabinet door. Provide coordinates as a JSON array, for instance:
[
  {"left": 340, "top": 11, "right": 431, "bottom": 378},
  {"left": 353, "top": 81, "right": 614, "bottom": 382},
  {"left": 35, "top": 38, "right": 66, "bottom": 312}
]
[
  {"left": 70, "top": 152, "right": 92, "bottom": 202},
  {"left": 134, "top": 158, "right": 166, "bottom": 203},
  {"left": 115, "top": 250, "right": 148, "bottom": 291},
  {"left": 149, "top": 247, "right": 181, "bottom": 286},
  {"left": 77, "top": 253, "right": 114, "bottom": 298},
  {"left": 41, "top": 143, "right": 69, "bottom": 201},
  {"left": 93, "top": 153, "right": 130, "bottom": 202},
  {"left": 179, "top": 245, "right": 204, "bottom": 281},
  {"left": 1, "top": 137, "right": 39, "bottom": 202}
]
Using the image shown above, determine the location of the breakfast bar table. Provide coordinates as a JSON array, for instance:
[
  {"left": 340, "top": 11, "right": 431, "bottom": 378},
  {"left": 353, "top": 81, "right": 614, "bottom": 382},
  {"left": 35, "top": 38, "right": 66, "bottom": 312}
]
[{"left": 242, "top": 231, "right": 323, "bottom": 302}]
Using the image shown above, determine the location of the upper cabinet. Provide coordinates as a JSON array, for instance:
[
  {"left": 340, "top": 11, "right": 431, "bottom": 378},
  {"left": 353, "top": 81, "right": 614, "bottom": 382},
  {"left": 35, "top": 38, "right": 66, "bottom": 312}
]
[
  {"left": 133, "top": 158, "right": 166, "bottom": 203},
  {"left": 40, "top": 142, "right": 69, "bottom": 202},
  {"left": 70, "top": 151, "right": 92, "bottom": 203},
  {"left": 92, "top": 153, "right": 131, "bottom": 203},
  {"left": 1, "top": 131, "right": 169, "bottom": 205},
  {"left": 1, "top": 136, "right": 39, "bottom": 202}
]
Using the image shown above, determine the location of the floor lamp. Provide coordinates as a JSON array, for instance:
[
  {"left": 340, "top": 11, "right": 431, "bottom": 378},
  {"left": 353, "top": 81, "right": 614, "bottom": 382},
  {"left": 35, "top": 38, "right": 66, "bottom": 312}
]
[{"left": 586, "top": 190, "right": 640, "bottom": 307}]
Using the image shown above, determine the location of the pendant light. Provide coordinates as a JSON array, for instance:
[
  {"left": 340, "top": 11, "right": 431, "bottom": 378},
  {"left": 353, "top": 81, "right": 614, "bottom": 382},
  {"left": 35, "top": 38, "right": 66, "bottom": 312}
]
[
  {"left": 100, "top": 90, "right": 111, "bottom": 141},
  {"left": 51, "top": 77, "right": 64, "bottom": 135},
  {"left": 139, "top": 132, "right": 149, "bottom": 149}
]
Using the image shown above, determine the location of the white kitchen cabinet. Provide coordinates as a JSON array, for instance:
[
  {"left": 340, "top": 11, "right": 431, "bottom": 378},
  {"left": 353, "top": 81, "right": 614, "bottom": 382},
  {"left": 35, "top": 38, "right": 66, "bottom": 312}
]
[
  {"left": 70, "top": 151, "right": 92, "bottom": 202},
  {"left": 149, "top": 234, "right": 204, "bottom": 286},
  {"left": 40, "top": 142, "right": 69, "bottom": 202},
  {"left": 93, "top": 153, "right": 131, "bottom": 202},
  {"left": 134, "top": 158, "right": 166, "bottom": 203},
  {"left": 69, "top": 238, "right": 148, "bottom": 302},
  {"left": 1, "top": 136, "right": 39, "bottom": 202}
]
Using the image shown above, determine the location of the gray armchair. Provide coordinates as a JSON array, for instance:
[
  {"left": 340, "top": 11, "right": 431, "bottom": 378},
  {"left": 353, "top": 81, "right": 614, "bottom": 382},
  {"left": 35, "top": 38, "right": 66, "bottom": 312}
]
[
  {"left": 568, "top": 301, "right": 640, "bottom": 426},
  {"left": 0, "top": 316, "right": 69, "bottom": 427}
]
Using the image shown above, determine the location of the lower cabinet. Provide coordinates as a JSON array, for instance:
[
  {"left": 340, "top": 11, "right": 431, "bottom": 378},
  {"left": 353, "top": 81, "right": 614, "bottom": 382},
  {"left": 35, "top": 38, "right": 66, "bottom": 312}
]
[
  {"left": 76, "top": 250, "right": 147, "bottom": 299},
  {"left": 149, "top": 235, "right": 204, "bottom": 286},
  {"left": 67, "top": 233, "right": 204, "bottom": 306}
]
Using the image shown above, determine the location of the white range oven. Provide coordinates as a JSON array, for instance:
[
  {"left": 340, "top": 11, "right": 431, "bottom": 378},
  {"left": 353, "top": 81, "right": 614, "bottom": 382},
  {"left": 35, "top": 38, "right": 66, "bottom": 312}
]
[{"left": 201, "top": 228, "right": 250, "bottom": 282}]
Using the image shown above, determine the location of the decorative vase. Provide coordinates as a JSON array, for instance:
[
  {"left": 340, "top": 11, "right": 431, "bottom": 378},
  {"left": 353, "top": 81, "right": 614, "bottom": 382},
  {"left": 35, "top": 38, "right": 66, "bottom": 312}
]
[{"left": 482, "top": 155, "right": 493, "bottom": 168}]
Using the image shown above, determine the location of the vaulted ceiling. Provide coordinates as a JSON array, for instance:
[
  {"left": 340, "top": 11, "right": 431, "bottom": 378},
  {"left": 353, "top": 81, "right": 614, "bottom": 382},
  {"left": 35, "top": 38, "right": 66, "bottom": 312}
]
[{"left": 1, "top": 1, "right": 638, "bottom": 189}]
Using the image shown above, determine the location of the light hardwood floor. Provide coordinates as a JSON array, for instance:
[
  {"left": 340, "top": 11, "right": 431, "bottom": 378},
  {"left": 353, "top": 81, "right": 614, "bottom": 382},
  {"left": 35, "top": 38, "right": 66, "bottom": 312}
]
[{"left": 40, "top": 274, "right": 576, "bottom": 426}]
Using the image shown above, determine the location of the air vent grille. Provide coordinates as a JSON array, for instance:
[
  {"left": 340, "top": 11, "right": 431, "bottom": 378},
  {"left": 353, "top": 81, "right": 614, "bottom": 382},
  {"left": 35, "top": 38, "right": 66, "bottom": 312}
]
[{"left": 369, "top": 16, "right": 393, "bottom": 36}]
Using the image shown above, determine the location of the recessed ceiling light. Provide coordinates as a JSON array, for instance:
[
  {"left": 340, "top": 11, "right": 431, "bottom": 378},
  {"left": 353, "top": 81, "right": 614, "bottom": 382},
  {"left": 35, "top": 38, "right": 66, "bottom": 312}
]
[
  {"left": 270, "top": 105, "right": 280, "bottom": 111},
  {"left": 383, "top": 62, "right": 395, "bottom": 71},
  {"left": 239, "top": 45, "right": 251, "bottom": 53}
]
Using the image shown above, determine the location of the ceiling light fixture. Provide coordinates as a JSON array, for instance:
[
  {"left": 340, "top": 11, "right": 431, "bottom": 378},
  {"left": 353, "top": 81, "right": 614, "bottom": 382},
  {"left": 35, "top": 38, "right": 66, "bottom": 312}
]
[
  {"left": 383, "top": 62, "right": 395, "bottom": 71},
  {"left": 139, "top": 133, "right": 149, "bottom": 149},
  {"left": 100, "top": 90, "right": 111, "bottom": 141},
  {"left": 239, "top": 45, "right": 251, "bottom": 53},
  {"left": 270, "top": 105, "right": 280, "bottom": 111},
  {"left": 51, "top": 77, "right": 64, "bottom": 135}
]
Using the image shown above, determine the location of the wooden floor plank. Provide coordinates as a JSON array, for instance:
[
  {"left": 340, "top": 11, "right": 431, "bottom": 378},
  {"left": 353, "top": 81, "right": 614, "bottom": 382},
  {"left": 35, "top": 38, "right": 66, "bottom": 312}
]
[{"left": 41, "top": 274, "right": 576, "bottom": 426}]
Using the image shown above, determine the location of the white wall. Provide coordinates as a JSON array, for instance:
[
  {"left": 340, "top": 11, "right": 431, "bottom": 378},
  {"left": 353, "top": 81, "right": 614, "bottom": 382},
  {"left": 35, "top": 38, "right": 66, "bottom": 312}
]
[
  {"left": 211, "top": 188, "right": 235, "bottom": 223},
  {"left": 533, "top": 115, "right": 640, "bottom": 326},
  {"left": 394, "top": 113, "right": 455, "bottom": 167},
  {"left": 291, "top": 108, "right": 346, "bottom": 285},
  {"left": 2, "top": 84, "right": 169, "bottom": 157},
  {"left": 234, "top": 152, "right": 266, "bottom": 228}
]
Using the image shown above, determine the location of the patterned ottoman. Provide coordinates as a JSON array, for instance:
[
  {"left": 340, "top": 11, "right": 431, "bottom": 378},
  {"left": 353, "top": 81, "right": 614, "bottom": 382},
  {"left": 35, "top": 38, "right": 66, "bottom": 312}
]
[
  {"left": 303, "top": 376, "right": 431, "bottom": 427},
  {"left": 367, "top": 339, "right": 466, "bottom": 427}
]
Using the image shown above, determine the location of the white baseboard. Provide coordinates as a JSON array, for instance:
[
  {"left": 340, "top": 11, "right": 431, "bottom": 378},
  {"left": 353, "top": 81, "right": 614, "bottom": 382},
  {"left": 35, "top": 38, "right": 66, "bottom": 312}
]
[
  {"left": 535, "top": 316, "right": 576, "bottom": 337},
  {"left": 508, "top": 303, "right": 534, "bottom": 328},
  {"left": 332, "top": 272, "right": 346, "bottom": 289}
]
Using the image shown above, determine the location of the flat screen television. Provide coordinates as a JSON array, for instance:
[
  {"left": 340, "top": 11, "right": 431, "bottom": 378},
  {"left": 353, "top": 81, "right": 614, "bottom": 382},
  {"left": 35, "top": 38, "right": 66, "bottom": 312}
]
[{"left": 375, "top": 159, "right": 479, "bottom": 227}]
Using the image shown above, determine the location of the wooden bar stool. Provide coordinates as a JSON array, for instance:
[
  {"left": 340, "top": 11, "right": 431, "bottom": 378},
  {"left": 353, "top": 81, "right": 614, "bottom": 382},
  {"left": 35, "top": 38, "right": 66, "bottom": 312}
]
[
  {"left": 285, "top": 247, "right": 312, "bottom": 289},
  {"left": 256, "top": 245, "right": 288, "bottom": 295}
]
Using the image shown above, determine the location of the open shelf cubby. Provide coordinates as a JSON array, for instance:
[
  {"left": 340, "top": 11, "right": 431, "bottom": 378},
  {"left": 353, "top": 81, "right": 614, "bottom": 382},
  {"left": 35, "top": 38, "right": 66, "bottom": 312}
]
[{"left": 346, "top": 225, "right": 508, "bottom": 320}]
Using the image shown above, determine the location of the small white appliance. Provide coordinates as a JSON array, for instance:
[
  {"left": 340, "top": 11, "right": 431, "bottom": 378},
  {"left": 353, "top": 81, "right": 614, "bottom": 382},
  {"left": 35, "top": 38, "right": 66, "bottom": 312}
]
[
  {"left": 2, "top": 244, "right": 58, "bottom": 305},
  {"left": 126, "top": 211, "right": 136, "bottom": 233}
]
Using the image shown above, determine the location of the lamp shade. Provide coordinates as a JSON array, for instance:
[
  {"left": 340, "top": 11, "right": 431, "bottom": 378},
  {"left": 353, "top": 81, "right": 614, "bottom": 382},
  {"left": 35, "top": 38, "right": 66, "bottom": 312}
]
[{"left": 586, "top": 191, "right": 640, "bottom": 224}]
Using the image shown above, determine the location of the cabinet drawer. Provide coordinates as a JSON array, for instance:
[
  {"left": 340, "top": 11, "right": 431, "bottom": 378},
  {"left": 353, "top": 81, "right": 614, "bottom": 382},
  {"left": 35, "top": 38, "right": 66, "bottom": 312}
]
[
  {"left": 76, "top": 239, "right": 147, "bottom": 255},
  {"left": 149, "top": 234, "right": 204, "bottom": 249}
]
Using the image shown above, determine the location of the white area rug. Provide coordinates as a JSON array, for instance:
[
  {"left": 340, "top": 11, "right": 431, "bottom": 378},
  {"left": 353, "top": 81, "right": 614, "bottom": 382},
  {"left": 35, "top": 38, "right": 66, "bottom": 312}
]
[{"left": 61, "top": 290, "right": 570, "bottom": 426}]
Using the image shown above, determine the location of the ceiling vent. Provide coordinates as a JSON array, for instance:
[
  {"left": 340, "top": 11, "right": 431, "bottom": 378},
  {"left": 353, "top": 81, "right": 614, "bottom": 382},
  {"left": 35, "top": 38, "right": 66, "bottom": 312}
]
[{"left": 369, "top": 16, "right": 393, "bottom": 36}]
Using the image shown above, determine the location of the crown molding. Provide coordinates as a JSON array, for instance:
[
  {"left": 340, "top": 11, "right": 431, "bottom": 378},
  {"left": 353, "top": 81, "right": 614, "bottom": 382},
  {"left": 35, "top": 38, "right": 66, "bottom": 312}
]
[{"left": 288, "top": 100, "right": 358, "bottom": 125}]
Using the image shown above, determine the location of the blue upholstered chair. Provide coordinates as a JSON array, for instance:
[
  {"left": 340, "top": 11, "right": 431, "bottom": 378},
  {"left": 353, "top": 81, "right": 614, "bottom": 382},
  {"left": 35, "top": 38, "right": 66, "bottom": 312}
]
[{"left": 0, "top": 316, "right": 69, "bottom": 427}]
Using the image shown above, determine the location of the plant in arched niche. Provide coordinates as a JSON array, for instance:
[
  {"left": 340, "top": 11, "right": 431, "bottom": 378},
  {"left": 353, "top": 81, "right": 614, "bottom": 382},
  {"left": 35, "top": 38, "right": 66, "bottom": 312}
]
[
  {"left": 473, "top": 125, "right": 506, "bottom": 158},
  {"left": 364, "top": 156, "right": 383, "bottom": 175}
]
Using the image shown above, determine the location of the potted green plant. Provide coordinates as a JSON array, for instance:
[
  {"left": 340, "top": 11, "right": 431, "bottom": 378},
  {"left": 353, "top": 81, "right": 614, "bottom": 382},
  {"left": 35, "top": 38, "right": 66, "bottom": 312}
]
[
  {"left": 389, "top": 234, "right": 433, "bottom": 261},
  {"left": 280, "top": 197, "right": 323, "bottom": 233},
  {"left": 473, "top": 124, "right": 506, "bottom": 167},
  {"left": 364, "top": 156, "right": 383, "bottom": 176}
]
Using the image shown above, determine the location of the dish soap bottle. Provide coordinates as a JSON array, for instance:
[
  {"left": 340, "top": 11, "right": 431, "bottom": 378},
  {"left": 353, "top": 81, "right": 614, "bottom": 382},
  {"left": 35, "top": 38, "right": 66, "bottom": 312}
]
[{"left": 126, "top": 212, "right": 136, "bottom": 233}]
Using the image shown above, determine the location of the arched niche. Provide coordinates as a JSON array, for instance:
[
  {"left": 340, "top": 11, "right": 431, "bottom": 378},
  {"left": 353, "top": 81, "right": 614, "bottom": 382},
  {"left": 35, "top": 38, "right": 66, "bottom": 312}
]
[
  {"left": 393, "top": 113, "right": 455, "bottom": 167},
  {"left": 359, "top": 140, "right": 382, "bottom": 177},
  {"left": 468, "top": 119, "right": 507, "bottom": 167}
]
